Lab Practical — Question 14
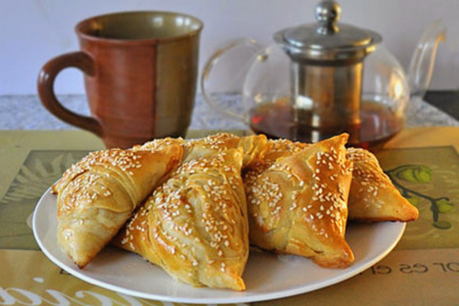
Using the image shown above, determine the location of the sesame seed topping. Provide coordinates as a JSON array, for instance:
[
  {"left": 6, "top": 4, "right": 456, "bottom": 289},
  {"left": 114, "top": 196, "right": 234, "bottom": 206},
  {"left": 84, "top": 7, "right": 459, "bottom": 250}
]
[{"left": 114, "top": 144, "right": 247, "bottom": 276}]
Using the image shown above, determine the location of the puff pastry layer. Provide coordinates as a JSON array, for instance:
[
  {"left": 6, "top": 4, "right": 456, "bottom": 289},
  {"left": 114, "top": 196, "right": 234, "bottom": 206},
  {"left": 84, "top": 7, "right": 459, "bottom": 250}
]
[
  {"left": 114, "top": 147, "right": 249, "bottom": 290},
  {"left": 259, "top": 138, "right": 419, "bottom": 223},
  {"left": 347, "top": 148, "right": 419, "bottom": 222},
  {"left": 245, "top": 134, "right": 355, "bottom": 268},
  {"left": 52, "top": 144, "right": 183, "bottom": 268}
]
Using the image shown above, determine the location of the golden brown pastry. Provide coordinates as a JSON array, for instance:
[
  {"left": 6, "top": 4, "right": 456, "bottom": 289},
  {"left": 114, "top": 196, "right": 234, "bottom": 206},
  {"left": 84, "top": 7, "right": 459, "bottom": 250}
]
[
  {"left": 259, "top": 138, "right": 418, "bottom": 223},
  {"left": 133, "top": 137, "right": 185, "bottom": 152},
  {"left": 245, "top": 134, "right": 355, "bottom": 268},
  {"left": 347, "top": 148, "right": 419, "bottom": 222},
  {"left": 184, "top": 133, "right": 269, "bottom": 168},
  {"left": 264, "top": 138, "right": 310, "bottom": 164},
  {"left": 138, "top": 133, "right": 269, "bottom": 169},
  {"left": 52, "top": 144, "right": 183, "bottom": 268},
  {"left": 114, "top": 148, "right": 249, "bottom": 290}
]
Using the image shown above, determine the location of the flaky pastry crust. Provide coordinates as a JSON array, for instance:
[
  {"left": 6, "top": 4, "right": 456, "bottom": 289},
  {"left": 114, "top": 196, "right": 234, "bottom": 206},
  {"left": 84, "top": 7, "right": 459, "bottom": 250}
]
[
  {"left": 114, "top": 146, "right": 249, "bottom": 290},
  {"left": 245, "top": 134, "right": 355, "bottom": 268},
  {"left": 347, "top": 148, "right": 419, "bottom": 222},
  {"left": 52, "top": 144, "right": 183, "bottom": 268}
]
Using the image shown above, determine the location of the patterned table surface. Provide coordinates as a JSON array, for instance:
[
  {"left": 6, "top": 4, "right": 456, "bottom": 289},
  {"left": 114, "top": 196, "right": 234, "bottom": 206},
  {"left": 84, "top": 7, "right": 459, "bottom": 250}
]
[
  {"left": 0, "top": 128, "right": 458, "bottom": 305},
  {"left": 1, "top": 94, "right": 458, "bottom": 131}
]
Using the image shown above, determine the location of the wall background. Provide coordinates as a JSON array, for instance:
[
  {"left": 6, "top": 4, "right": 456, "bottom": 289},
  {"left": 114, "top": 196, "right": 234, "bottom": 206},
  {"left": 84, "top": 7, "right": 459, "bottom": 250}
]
[{"left": 1, "top": 0, "right": 459, "bottom": 95}]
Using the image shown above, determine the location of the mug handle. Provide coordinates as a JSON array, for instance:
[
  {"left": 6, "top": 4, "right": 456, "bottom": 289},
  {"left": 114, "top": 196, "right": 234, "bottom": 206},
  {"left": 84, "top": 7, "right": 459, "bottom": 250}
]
[
  {"left": 37, "top": 52, "right": 103, "bottom": 137},
  {"left": 200, "top": 38, "right": 264, "bottom": 123}
]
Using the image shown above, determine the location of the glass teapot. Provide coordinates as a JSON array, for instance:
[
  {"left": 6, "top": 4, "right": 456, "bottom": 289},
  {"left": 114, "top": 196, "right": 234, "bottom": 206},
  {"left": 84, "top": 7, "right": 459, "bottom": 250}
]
[{"left": 201, "top": 0, "right": 445, "bottom": 148}]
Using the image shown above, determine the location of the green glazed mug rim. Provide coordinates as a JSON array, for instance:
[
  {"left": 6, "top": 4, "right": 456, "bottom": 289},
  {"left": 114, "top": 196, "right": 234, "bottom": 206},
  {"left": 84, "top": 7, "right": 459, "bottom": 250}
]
[{"left": 75, "top": 10, "right": 204, "bottom": 45}]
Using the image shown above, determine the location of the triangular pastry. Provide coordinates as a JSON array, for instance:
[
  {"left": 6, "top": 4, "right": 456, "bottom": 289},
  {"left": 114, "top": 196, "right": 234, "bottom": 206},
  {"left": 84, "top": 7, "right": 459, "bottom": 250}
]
[
  {"left": 114, "top": 147, "right": 249, "bottom": 290},
  {"left": 244, "top": 134, "right": 355, "bottom": 268},
  {"left": 346, "top": 148, "right": 419, "bottom": 222},
  {"left": 52, "top": 144, "right": 183, "bottom": 268},
  {"left": 258, "top": 138, "right": 419, "bottom": 223}
]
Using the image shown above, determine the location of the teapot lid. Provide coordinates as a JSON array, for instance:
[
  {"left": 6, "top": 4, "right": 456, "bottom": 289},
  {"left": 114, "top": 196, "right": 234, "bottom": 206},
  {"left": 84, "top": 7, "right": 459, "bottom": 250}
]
[{"left": 275, "top": 0, "right": 382, "bottom": 61}]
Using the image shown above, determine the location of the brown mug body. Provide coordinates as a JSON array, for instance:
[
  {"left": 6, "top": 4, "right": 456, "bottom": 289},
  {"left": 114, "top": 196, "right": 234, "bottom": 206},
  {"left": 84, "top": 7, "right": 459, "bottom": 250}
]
[{"left": 38, "top": 11, "right": 203, "bottom": 148}]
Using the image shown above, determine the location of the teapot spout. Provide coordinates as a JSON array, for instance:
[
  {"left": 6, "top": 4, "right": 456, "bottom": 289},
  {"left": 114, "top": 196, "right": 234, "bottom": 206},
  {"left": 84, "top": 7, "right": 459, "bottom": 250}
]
[{"left": 408, "top": 20, "right": 446, "bottom": 99}]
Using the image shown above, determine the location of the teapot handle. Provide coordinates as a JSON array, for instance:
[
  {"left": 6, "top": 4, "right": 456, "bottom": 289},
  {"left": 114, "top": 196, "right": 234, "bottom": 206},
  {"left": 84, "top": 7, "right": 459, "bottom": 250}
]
[
  {"left": 201, "top": 38, "right": 264, "bottom": 123},
  {"left": 408, "top": 20, "right": 446, "bottom": 99}
]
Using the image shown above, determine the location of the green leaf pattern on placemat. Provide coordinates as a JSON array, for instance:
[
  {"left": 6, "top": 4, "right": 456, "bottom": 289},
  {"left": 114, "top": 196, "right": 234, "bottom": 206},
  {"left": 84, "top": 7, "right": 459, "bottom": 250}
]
[
  {"left": 0, "top": 153, "right": 76, "bottom": 204},
  {"left": 377, "top": 146, "right": 459, "bottom": 250},
  {"left": 0, "top": 151, "right": 88, "bottom": 250},
  {"left": 386, "top": 165, "right": 455, "bottom": 230}
]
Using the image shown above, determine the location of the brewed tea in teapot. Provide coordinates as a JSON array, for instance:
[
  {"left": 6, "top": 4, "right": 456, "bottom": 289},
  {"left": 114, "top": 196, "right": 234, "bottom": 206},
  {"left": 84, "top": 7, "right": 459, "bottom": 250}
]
[{"left": 202, "top": 0, "right": 445, "bottom": 149}]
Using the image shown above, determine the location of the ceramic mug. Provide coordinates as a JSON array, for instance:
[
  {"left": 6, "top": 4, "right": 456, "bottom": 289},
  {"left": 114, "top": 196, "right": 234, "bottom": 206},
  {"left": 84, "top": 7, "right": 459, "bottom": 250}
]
[{"left": 38, "top": 11, "right": 203, "bottom": 148}]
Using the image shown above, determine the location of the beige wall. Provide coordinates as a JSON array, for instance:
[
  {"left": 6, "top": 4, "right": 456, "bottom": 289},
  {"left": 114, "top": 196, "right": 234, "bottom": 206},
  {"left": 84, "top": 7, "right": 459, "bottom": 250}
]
[{"left": 1, "top": 0, "right": 458, "bottom": 94}]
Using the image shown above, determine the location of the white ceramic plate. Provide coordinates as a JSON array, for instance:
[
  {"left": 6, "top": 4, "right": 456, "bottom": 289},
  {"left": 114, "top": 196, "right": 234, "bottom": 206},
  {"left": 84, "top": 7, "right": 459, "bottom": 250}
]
[{"left": 33, "top": 188, "right": 405, "bottom": 304}]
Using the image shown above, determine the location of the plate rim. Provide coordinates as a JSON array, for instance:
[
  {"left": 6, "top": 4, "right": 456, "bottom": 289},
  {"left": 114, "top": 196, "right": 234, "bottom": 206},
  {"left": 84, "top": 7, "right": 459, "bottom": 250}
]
[{"left": 33, "top": 188, "right": 406, "bottom": 304}]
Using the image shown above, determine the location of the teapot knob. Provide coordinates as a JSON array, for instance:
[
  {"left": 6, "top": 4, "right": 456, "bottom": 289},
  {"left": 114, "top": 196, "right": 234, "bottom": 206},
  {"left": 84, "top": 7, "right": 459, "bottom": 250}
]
[{"left": 315, "top": 0, "right": 341, "bottom": 34}]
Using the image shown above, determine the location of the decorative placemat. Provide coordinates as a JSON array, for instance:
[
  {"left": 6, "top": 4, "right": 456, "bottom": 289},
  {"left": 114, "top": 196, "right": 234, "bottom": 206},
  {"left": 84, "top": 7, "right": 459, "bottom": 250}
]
[{"left": 0, "top": 128, "right": 458, "bottom": 305}]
